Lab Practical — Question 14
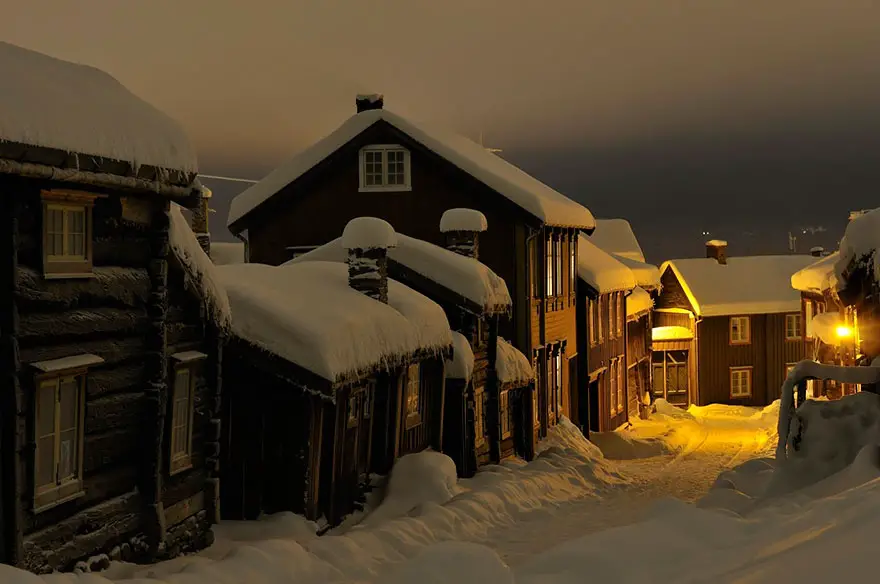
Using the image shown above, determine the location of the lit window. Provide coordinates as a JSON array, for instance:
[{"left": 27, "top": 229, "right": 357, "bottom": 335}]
[
  {"left": 359, "top": 145, "right": 411, "bottom": 191},
  {"left": 609, "top": 362, "right": 617, "bottom": 415},
  {"left": 589, "top": 299, "right": 599, "bottom": 345},
  {"left": 169, "top": 365, "right": 196, "bottom": 474},
  {"left": 34, "top": 373, "right": 86, "bottom": 510},
  {"left": 405, "top": 364, "right": 421, "bottom": 427},
  {"left": 597, "top": 296, "right": 605, "bottom": 341},
  {"left": 609, "top": 293, "right": 617, "bottom": 338},
  {"left": 730, "top": 367, "right": 752, "bottom": 398},
  {"left": 500, "top": 390, "right": 512, "bottom": 439},
  {"left": 555, "top": 237, "right": 564, "bottom": 296},
  {"left": 730, "top": 316, "right": 751, "bottom": 344},
  {"left": 474, "top": 388, "right": 486, "bottom": 446},
  {"left": 785, "top": 314, "right": 802, "bottom": 340},
  {"left": 546, "top": 237, "right": 555, "bottom": 298},
  {"left": 42, "top": 190, "right": 96, "bottom": 278}
]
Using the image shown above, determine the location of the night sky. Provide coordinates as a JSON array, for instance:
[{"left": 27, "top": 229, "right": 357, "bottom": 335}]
[{"left": 5, "top": 1, "right": 880, "bottom": 262}]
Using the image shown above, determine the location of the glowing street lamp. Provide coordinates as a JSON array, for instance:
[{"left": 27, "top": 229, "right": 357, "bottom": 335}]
[{"left": 836, "top": 325, "right": 853, "bottom": 339}]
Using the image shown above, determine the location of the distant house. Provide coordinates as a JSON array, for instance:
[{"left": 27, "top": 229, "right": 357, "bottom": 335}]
[
  {"left": 289, "top": 209, "right": 534, "bottom": 477},
  {"left": 217, "top": 218, "right": 452, "bottom": 526},
  {"left": 653, "top": 241, "right": 815, "bottom": 406},
  {"left": 0, "top": 42, "right": 225, "bottom": 572},
  {"left": 225, "top": 94, "right": 595, "bottom": 438},
  {"left": 791, "top": 249, "right": 859, "bottom": 398}
]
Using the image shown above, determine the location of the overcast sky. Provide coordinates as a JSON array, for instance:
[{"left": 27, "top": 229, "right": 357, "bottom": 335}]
[{"left": 5, "top": 1, "right": 880, "bottom": 260}]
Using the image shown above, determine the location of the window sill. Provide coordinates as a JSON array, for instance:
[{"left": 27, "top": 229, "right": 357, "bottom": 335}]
[
  {"left": 358, "top": 185, "right": 412, "bottom": 193},
  {"left": 501, "top": 431, "right": 512, "bottom": 440},
  {"left": 730, "top": 394, "right": 752, "bottom": 400},
  {"left": 785, "top": 337, "right": 802, "bottom": 342},
  {"left": 33, "top": 487, "right": 86, "bottom": 514},
  {"left": 43, "top": 271, "right": 96, "bottom": 280},
  {"left": 729, "top": 340, "right": 751, "bottom": 345},
  {"left": 405, "top": 413, "right": 421, "bottom": 429},
  {"left": 169, "top": 459, "right": 194, "bottom": 477}
]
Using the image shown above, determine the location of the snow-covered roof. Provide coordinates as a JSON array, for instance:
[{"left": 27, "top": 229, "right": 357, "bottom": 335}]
[
  {"left": 0, "top": 42, "right": 197, "bottom": 174},
  {"left": 227, "top": 108, "right": 594, "bottom": 229},
  {"left": 168, "top": 205, "right": 231, "bottom": 329},
  {"left": 216, "top": 261, "right": 452, "bottom": 384},
  {"left": 209, "top": 242, "right": 246, "bottom": 266},
  {"left": 440, "top": 208, "right": 488, "bottom": 233},
  {"left": 626, "top": 287, "right": 653, "bottom": 318},
  {"left": 590, "top": 219, "right": 647, "bottom": 263},
  {"left": 835, "top": 207, "right": 880, "bottom": 296},
  {"left": 577, "top": 233, "right": 636, "bottom": 294},
  {"left": 660, "top": 255, "right": 816, "bottom": 317},
  {"left": 288, "top": 232, "right": 512, "bottom": 313},
  {"left": 791, "top": 251, "right": 839, "bottom": 293},
  {"left": 496, "top": 338, "right": 534, "bottom": 385},
  {"left": 652, "top": 326, "right": 693, "bottom": 341},
  {"left": 445, "top": 332, "right": 475, "bottom": 381},
  {"left": 614, "top": 254, "right": 661, "bottom": 290}
]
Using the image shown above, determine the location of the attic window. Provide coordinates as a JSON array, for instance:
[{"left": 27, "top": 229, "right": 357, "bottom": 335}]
[
  {"left": 41, "top": 190, "right": 97, "bottom": 279},
  {"left": 359, "top": 145, "right": 411, "bottom": 192}
]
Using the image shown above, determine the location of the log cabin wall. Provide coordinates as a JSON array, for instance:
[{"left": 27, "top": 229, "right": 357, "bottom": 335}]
[
  {"left": 13, "top": 183, "right": 159, "bottom": 572},
  {"left": 397, "top": 356, "right": 445, "bottom": 457}
]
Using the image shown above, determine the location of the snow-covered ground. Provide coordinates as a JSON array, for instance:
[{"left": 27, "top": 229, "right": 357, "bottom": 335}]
[{"left": 15, "top": 397, "right": 880, "bottom": 583}]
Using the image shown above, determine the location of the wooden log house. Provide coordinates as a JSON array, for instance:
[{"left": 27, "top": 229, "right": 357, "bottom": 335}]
[
  {"left": 0, "top": 42, "right": 227, "bottom": 573},
  {"left": 575, "top": 234, "right": 637, "bottom": 433},
  {"left": 217, "top": 218, "right": 453, "bottom": 526},
  {"left": 653, "top": 241, "right": 814, "bottom": 407},
  {"left": 224, "top": 94, "right": 595, "bottom": 440},
  {"left": 791, "top": 249, "right": 861, "bottom": 398},
  {"left": 290, "top": 209, "right": 535, "bottom": 477}
]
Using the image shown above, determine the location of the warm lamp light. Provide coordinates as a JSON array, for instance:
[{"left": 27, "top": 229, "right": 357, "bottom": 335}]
[{"left": 836, "top": 325, "right": 853, "bottom": 338}]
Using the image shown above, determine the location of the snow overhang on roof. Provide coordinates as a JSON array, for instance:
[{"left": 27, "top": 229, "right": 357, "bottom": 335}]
[
  {"left": 626, "top": 287, "right": 654, "bottom": 318},
  {"left": 591, "top": 219, "right": 647, "bottom": 263},
  {"left": 0, "top": 42, "right": 198, "bottom": 186},
  {"left": 287, "top": 232, "right": 512, "bottom": 314},
  {"left": 791, "top": 251, "right": 839, "bottom": 294},
  {"left": 496, "top": 338, "right": 534, "bottom": 385},
  {"left": 577, "top": 233, "right": 636, "bottom": 294},
  {"left": 227, "top": 108, "right": 594, "bottom": 230}
]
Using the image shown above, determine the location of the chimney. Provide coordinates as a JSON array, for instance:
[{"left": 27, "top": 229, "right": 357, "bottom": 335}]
[
  {"left": 190, "top": 182, "right": 212, "bottom": 256},
  {"left": 810, "top": 246, "right": 825, "bottom": 257},
  {"left": 342, "top": 217, "right": 397, "bottom": 304},
  {"left": 706, "top": 239, "right": 728, "bottom": 265},
  {"left": 356, "top": 93, "right": 384, "bottom": 113},
  {"left": 440, "top": 208, "right": 488, "bottom": 259}
]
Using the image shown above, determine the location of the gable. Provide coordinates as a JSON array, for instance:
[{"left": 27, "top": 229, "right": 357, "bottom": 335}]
[{"left": 655, "top": 265, "right": 697, "bottom": 313}]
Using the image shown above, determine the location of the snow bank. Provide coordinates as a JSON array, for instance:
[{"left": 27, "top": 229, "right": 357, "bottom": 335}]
[
  {"left": 577, "top": 233, "right": 635, "bottom": 293},
  {"left": 216, "top": 262, "right": 451, "bottom": 383},
  {"left": 807, "top": 311, "right": 845, "bottom": 346},
  {"left": 168, "top": 204, "right": 231, "bottom": 329},
  {"left": 791, "top": 251, "right": 838, "bottom": 293},
  {"left": 0, "top": 42, "right": 197, "bottom": 173},
  {"left": 661, "top": 255, "right": 816, "bottom": 316},
  {"left": 652, "top": 325, "right": 692, "bottom": 341},
  {"left": 446, "top": 332, "right": 475, "bottom": 380},
  {"left": 341, "top": 217, "right": 397, "bottom": 250},
  {"left": 589, "top": 431, "right": 670, "bottom": 460},
  {"left": 439, "top": 208, "right": 488, "bottom": 233},
  {"left": 496, "top": 338, "right": 534, "bottom": 385},
  {"left": 228, "top": 108, "right": 594, "bottom": 229},
  {"left": 288, "top": 233, "right": 512, "bottom": 313},
  {"left": 835, "top": 206, "right": 880, "bottom": 294},
  {"left": 383, "top": 542, "right": 513, "bottom": 584},
  {"left": 626, "top": 286, "right": 653, "bottom": 318},
  {"left": 209, "top": 241, "right": 246, "bottom": 265},
  {"left": 589, "top": 218, "right": 647, "bottom": 263}
]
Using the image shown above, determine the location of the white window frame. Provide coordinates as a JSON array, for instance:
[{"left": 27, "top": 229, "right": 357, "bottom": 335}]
[
  {"left": 785, "top": 313, "right": 802, "bottom": 340},
  {"left": 730, "top": 367, "right": 753, "bottom": 398},
  {"left": 169, "top": 363, "right": 198, "bottom": 475},
  {"left": 500, "top": 390, "right": 512, "bottom": 439},
  {"left": 597, "top": 296, "right": 605, "bottom": 341},
  {"left": 33, "top": 371, "right": 87, "bottom": 512},
  {"left": 405, "top": 363, "right": 421, "bottom": 427},
  {"left": 729, "top": 316, "right": 751, "bottom": 345},
  {"left": 474, "top": 387, "right": 486, "bottom": 446},
  {"left": 41, "top": 189, "right": 97, "bottom": 279},
  {"left": 358, "top": 145, "right": 412, "bottom": 192}
]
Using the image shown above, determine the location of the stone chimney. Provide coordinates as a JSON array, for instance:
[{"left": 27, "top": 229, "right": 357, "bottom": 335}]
[
  {"left": 342, "top": 217, "right": 397, "bottom": 304},
  {"left": 356, "top": 93, "right": 384, "bottom": 113},
  {"left": 190, "top": 182, "right": 212, "bottom": 255},
  {"left": 706, "top": 239, "right": 728, "bottom": 265},
  {"left": 440, "top": 208, "right": 488, "bottom": 260},
  {"left": 810, "top": 246, "right": 825, "bottom": 257}
]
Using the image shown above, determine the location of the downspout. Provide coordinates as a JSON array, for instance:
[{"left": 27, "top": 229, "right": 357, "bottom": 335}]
[
  {"left": 234, "top": 230, "right": 250, "bottom": 263},
  {"left": 623, "top": 289, "right": 633, "bottom": 420},
  {"left": 525, "top": 226, "right": 543, "bottom": 437}
]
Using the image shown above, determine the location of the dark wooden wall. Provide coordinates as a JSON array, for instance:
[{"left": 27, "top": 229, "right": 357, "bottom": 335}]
[
  {"left": 397, "top": 357, "right": 445, "bottom": 457},
  {"left": 655, "top": 266, "right": 694, "bottom": 312},
  {"left": 626, "top": 312, "right": 652, "bottom": 416},
  {"left": 696, "top": 314, "right": 804, "bottom": 406},
  {"left": 653, "top": 310, "right": 694, "bottom": 329}
]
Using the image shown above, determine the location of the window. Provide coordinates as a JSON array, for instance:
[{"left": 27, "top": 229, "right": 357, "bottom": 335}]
[
  {"left": 34, "top": 373, "right": 86, "bottom": 511},
  {"left": 532, "top": 385, "right": 540, "bottom": 428},
  {"left": 589, "top": 299, "right": 599, "bottom": 346},
  {"left": 569, "top": 235, "right": 577, "bottom": 295},
  {"left": 804, "top": 301, "right": 814, "bottom": 339},
  {"left": 730, "top": 316, "right": 751, "bottom": 344},
  {"left": 546, "top": 237, "right": 555, "bottom": 297},
  {"left": 730, "top": 367, "right": 752, "bottom": 398},
  {"left": 556, "top": 236, "right": 564, "bottom": 296},
  {"left": 785, "top": 313, "right": 802, "bottom": 340},
  {"left": 500, "top": 390, "right": 512, "bottom": 439},
  {"left": 42, "top": 190, "right": 96, "bottom": 278},
  {"left": 597, "top": 296, "right": 605, "bottom": 341},
  {"left": 347, "top": 394, "right": 359, "bottom": 428},
  {"left": 405, "top": 364, "right": 421, "bottom": 427},
  {"left": 609, "top": 293, "right": 618, "bottom": 338},
  {"left": 609, "top": 361, "right": 618, "bottom": 414},
  {"left": 474, "top": 388, "right": 486, "bottom": 446},
  {"left": 617, "top": 358, "right": 625, "bottom": 413},
  {"left": 358, "top": 145, "right": 411, "bottom": 191},
  {"left": 555, "top": 351, "right": 564, "bottom": 413},
  {"left": 169, "top": 364, "right": 197, "bottom": 474}
]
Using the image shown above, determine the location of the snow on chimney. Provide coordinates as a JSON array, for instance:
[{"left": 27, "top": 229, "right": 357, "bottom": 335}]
[
  {"left": 440, "top": 208, "right": 488, "bottom": 260},
  {"left": 810, "top": 246, "right": 825, "bottom": 257},
  {"left": 706, "top": 240, "right": 727, "bottom": 265},
  {"left": 356, "top": 93, "right": 384, "bottom": 113},
  {"left": 342, "top": 217, "right": 397, "bottom": 304}
]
